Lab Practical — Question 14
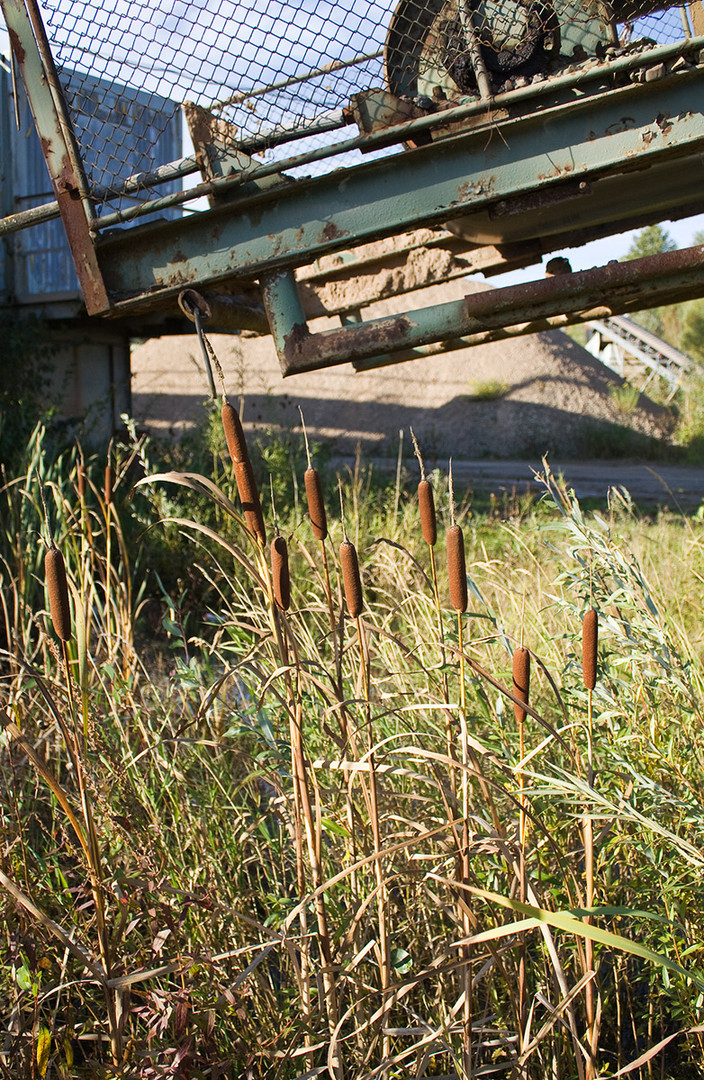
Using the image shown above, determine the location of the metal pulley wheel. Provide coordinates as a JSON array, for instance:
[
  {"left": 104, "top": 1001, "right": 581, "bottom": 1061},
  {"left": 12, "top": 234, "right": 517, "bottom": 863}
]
[{"left": 385, "top": 0, "right": 560, "bottom": 102}]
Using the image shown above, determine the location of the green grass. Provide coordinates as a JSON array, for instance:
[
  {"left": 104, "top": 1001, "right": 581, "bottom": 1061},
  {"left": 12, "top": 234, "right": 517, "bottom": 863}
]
[{"left": 1, "top": 424, "right": 704, "bottom": 1078}]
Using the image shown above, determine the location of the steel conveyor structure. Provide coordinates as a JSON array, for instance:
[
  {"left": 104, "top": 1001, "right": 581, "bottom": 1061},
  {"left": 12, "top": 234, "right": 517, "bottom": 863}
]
[{"left": 2, "top": 0, "right": 704, "bottom": 374}]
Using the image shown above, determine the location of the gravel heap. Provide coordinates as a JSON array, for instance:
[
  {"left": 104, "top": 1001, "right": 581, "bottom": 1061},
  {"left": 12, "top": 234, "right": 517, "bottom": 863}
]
[{"left": 131, "top": 278, "right": 674, "bottom": 460}]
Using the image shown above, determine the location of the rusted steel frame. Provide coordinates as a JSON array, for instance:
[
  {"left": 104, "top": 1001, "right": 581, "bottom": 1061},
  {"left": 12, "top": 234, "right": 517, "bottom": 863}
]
[
  {"left": 24, "top": 0, "right": 92, "bottom": 207},
  {"left": 1, "top": 0, "right": 108, "bottom": 311},
  {"left": 0, "top": 156, "right": 200, "bottom": 238},
  {"left": 213, "top": 49, "right": 383, "bottom": 110},
  {"left": 0, "top": 197, "right": 60, "bottom": 237},
  {"left": 177, "top": 287, "right": 270, "bottom": 334},
  {"left": 91, "top": 35, "right": 704, "bottom": 232},
  {"left": 264, "top": 245, "right": 704, "bottom": 375},
  {"left": 99, "top": 72, "right": 704, "bottom": 314}
]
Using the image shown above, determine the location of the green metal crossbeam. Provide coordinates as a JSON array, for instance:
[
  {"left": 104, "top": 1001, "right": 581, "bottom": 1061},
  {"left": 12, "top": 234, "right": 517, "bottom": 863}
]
[{"left": 99, "top": 67, "right": 704, "bottom": 316}]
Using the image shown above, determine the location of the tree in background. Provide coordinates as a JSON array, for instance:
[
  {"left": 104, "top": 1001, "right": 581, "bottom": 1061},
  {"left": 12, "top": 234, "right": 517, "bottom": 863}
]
[
  {"left": 621, "top": 225, "right": 679, "bottom": 339},
  {"left": 680, "top": 231, "right": 704, "bottom": 363},
  {"left": 624, "top": 223, "right": 678, "bottom": 261}
]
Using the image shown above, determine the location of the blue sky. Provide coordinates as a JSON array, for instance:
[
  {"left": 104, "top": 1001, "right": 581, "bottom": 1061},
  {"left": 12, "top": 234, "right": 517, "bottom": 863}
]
[{"left": 491, "top": 214, "right": 704, "bottom": 287}]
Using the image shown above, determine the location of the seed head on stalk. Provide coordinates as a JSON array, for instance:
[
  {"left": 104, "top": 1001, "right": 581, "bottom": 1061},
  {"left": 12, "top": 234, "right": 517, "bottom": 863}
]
[
  {"left": 221, "top": 399, "right": 266, "bottom": 545},
  {"left": 411, "top": 428, "right": 437, "bottom": 547},
  {"left": 446, "top": 464, "right": 467, "bottom": 613},
  {"left": 512, "top": 646, "right": 530, "bottom": 725},
  {"left": 45, "top": 545, "right": 72, "bottom": 643},
  {"left": 582, "top": 608, "right": 598, "bottom": 690},
  {"left": 338, "top": 478, "right": 363, "bottom": 618},
  {"left": 300, "top": 409, "right": 328, "bottom": 542}
]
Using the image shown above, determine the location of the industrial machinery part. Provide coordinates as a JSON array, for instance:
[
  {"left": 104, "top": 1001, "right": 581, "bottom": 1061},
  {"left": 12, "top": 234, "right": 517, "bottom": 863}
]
[{"left": 1, "top": 0, "right": 704, "bottom": 374}]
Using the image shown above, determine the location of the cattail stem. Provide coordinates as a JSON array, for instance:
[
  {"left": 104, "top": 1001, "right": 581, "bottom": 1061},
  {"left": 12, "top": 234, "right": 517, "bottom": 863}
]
[
  {"left": 356, "top": 613, "right": 390, "bottom": 1067},
  {"left": 457, "top": 611, "right": 472, "bottom": 1077},
  {"left": 582, "top": 608, "right": 599, "bottom": 1077},
  {"left": 512, "top": 644, "right": 531, "bottom": 1043},
  {"left": 265, "top": 546, "right": 341, "bottom": 1075}
]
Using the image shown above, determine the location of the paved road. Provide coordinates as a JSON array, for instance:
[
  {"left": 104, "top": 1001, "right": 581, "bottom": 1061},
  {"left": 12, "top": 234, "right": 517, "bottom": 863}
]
[{"left": 334, "top": 458, "right": 704, "bottom": 509}]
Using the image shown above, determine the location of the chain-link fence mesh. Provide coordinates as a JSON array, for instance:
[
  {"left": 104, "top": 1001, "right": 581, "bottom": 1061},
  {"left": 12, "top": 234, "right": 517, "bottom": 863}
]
[{"left": 32, "top": 0, "right": 698, "bottom": 214}]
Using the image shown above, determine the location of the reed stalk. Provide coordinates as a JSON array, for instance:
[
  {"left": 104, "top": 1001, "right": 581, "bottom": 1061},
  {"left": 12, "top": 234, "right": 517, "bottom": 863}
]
[
  {"left": 582, "top": 607, "right": 599, "bottom": 1078},
  {"left": 446, "top": 467, "right": 472, "bottom": 1077},
  {"left": 512, "top": 644, "right": 530, "bottom": 1042}
]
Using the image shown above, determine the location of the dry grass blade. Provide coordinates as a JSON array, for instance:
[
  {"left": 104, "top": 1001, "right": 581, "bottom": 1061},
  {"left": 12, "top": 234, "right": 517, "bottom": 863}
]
[{"left": 0, "top": 867, "right": 105, "bottom": 982}]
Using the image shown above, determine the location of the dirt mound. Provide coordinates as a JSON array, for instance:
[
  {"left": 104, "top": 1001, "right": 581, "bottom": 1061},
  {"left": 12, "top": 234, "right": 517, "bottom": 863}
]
[{"left": 131, "top": 278, "right": 674, "bottom": 459}]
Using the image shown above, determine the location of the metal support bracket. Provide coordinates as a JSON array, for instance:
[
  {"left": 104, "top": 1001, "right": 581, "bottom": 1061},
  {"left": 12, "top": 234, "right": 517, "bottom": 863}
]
[
  {"left": 261, "top": 245, "right": 704, "bottom": 375},
  {"left": 3, "top": 0, "right": 109, "bottom": 312}
]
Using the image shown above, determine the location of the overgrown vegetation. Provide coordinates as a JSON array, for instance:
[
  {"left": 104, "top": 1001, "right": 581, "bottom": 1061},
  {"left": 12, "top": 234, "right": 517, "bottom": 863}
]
[{"left": 1, "top": 416, "right": 704, "bottom": 1079}]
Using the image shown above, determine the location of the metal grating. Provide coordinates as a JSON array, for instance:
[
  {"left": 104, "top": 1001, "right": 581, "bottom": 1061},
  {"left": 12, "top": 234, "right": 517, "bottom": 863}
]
[{"left": 31, "top": 0, "right": 698, "bottom": 212}]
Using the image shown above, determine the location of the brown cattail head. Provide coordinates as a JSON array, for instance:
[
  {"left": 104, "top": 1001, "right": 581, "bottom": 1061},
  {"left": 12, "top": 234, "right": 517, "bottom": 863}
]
[
  {"left": 304, "top": 467, "right": 327, "bottom": 541},
  {"left": 418, "top": 479, "right": 437, "bottom": 547},
  {"left": 512, "top": 646, "right": 530, "bottom": 725},
  {"left": 76, "top": 463, "right": 87, "bottom": 500},
  {"left": 582, "top": 608, "right": 598, "bottom": 690},
  {"left": 340, "top": 538, "right": 363, "bottom": 618},
  {"left": 221, "top": 401, "right": 249, "bottom": 465},
  {"left": 45, "top": 546, "right": 71, "bottom": 642},
  {"left": 104, "top": 463, "right": 113, "bottom": 507},
  {"left": 446, "top": 524, "right": 467, "bottom": 612},
  {"left": 222, "top": 402, "right": 266, "bottom": 545},
  {"left": 271, "top": 536, "right": 291, "bottom": 611}
]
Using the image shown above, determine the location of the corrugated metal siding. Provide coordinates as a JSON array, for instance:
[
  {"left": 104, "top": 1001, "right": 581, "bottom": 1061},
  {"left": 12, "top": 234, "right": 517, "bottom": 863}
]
[{"left": 0, "top": 57, "right": 181, "bottom": 305}]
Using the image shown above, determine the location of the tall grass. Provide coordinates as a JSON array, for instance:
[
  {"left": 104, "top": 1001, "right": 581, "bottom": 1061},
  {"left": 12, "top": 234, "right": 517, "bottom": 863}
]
[{"left": 0, "top": 423, "right": 703, "bottom": 1077}]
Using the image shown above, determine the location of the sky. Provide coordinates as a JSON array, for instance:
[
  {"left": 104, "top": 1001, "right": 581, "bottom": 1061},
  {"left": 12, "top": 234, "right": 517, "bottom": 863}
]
[{"left": 490, "top": 214, "right": 704, "bottom": 287}]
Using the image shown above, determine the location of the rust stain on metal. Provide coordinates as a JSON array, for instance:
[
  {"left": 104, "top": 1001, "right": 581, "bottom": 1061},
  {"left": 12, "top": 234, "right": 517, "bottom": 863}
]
[
  {"left": 284, "top": 314, "right": 412, "bottom": 368},
  {"left": 8, "top": 28, "right": 25, "bottom": 63},
  {"left": 322, "top": 221, "right": 345, "bottom": 242},
  {"left": 656, "top": 113, "right": 673, "bottom": 135},
  {"left": 463, "top": 244, "right": 704, "bottom": 322},
  {"left": 605, "top": 117, "right": 636, "bottom": 136},
  {"left": 283, "top": 322, "right": 311, "bottom": 355}
]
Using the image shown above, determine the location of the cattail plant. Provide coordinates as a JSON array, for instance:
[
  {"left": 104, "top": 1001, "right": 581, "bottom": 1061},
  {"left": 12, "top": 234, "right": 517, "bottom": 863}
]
[
  {"left": 446, "top": 463, "right": 473, "bottom": 1075},
  {"left": 271, "top": 535, "right": 291, "bottom": 611},
  {"left": 76, "top": 461, "right": 87, "bottom": 501},
  {"left": 447, "top": 523, "right": 468, "bottom": 614},
  {"left": 512, "top": 644, "right": 530, "bottom": 1035},
  {"left": 583, "top": 608, "right": 598, "bottom": 692},
  {"left": 340, "top": 538, "right": 363, "bottom": 619},
  {"left": 104, "top": 462, "right": 113, "bottom": 508},
  {"left": 418, "top": 478, "right": 437, "bottom": 547},
  {"left": 338, "top": 485, "right": 389, "bottom": 1063},
  {"left": 222, "top": 400, "right": 266, "bottom": 545},
  {"left": 45, "top": 544, "right": 72, "bottom": 643},
  {"left": 582, "top": 606, "right": 599, "bottom": 1077},
  {"left": 305, "top": 467, "right": 327, "bottom": 542}
]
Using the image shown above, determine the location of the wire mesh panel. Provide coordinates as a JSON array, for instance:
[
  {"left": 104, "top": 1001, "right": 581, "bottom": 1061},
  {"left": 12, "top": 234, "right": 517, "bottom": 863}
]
[{"left": 30, "top": 0, "right": 699, "bottom": 214}]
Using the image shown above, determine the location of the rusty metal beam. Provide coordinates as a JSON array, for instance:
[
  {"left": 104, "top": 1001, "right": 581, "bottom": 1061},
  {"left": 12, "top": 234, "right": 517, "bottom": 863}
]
[
  {"left": 263, "top": 245, "right": 704, "bottom": 375},
  {"left": 99, "top": 68, "right": 704, "bottom": 315},
  {"left": 2, "top": 0, "right": 109, "bottom": 312}
]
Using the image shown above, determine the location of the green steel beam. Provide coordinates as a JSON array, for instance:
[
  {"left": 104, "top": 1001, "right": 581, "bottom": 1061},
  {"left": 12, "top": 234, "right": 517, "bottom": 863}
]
[
  {"left": 2, "top": 0, "right": 108, "bottom": 310},
  {"left": 99, "top": 68, "right": 704, "bottom": 314}
]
